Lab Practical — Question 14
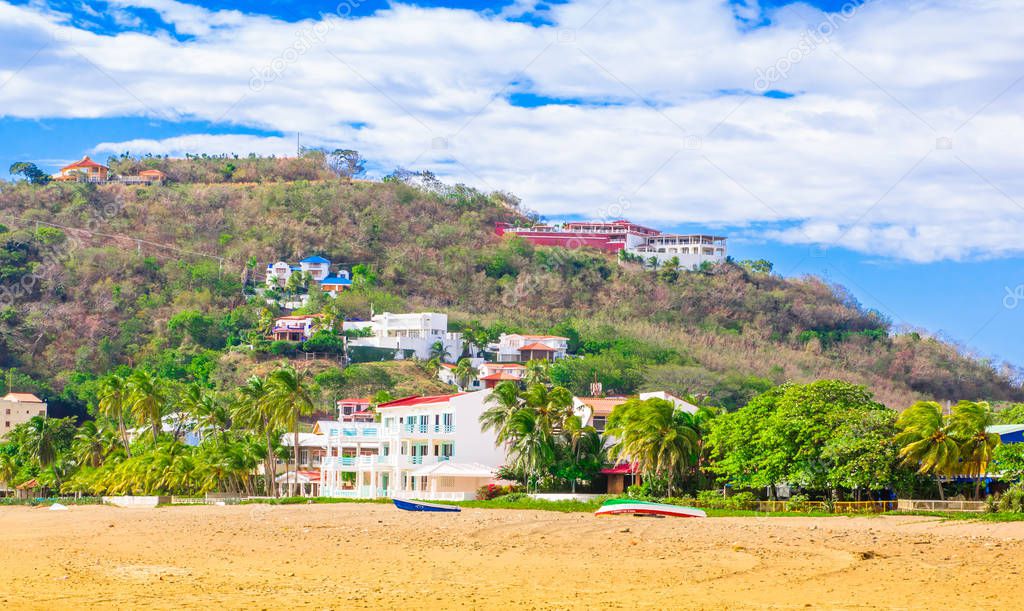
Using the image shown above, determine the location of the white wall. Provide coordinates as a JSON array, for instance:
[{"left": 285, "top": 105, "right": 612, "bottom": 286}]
[{"left": 450, "top": 391, "right": 505, "bottom": 466}]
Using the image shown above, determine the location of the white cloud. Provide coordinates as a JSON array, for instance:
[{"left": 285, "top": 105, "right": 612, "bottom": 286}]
[{"left": 1, "top": 0, "right": 1024, "bottom": 262}]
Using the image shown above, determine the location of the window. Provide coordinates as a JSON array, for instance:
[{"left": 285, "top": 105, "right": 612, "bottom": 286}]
[{"left": 592, "top": 416, "right": 607, "bottom": 433}]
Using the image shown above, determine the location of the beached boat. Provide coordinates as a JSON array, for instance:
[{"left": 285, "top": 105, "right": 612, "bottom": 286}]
[
  {"left": 595, "top": 498, "right": 706, "bottom": 518},
  {"left": 392, "top": 498, "right": 461, "bottom": 513}
]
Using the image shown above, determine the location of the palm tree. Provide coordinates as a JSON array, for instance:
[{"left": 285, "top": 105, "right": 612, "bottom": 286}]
[
  {"left": 606, "top": 397, "right": 700, "bottom": 496},
  {"left": 523, "top": 359, "right": 551, "bottom": 387},
  {"left": 234, "top": 375, "right": 278, "bottom": 496},
  {"left": 949, "top": 400, "right": 1001, "bottom": 499},
  {"left": 896, "top": 401, "right": 961, "bottom": 500},
  {"left": 522, "top": 384, "right": 574, "bottom": 433},
  {"left": 0, "top": 453, "right": 16, "bottom": 492},
  {"left": 98, "top": 373, "right": 132, "bottom": 457},
  {"left": 505, "top": 407, "right": 555, "bottom": 493},
  {"left": 453, "top": 358, "right": 476, "bottom": 390},
  {"left": 182, "top": 384, "right": 230, "bottom": 441},
  {"left": 126, "top": 369, "right": 167, "bottom": 444},
  {"left": 429, "top": 341, "right": 452, "bottom": 363},
  {"left": 72, "top": 421, "right": 110, "bottom": 468},
  {"left": 559, "top": 415, "right": 603, "bottom": 493},
  {"left": 267, "top": 365, "right": 315, "bottom": 497},
  {"left": 480, "top": 381, "right": 522, "bottom": 446}
]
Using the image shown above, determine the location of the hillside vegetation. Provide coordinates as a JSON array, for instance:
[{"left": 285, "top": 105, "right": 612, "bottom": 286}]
[{"left": 0, "top": 153, "right": 1020, "bottom": 416}]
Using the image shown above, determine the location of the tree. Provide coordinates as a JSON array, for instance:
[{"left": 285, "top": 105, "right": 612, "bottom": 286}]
[
  {"left": 127, "top": 370, "right": 168, "bottom": 444},
  {"left": 895, "top": 401, "right": 960, "bottom": 500},
  {"left": 555, "top": 415, "right": 604, "bottom": 493},
  {"left": 453, "top": 358, "right": 476, "bottom": 390},
  {"left": 993, "top": 443, "right": 1024, "bottom": 484},
  {"left": 98, "top": 373, "right": 132, "bottom": 457},
  {"left": 267, "top": 365, "right": 316, "bottom": 497},
  {"left": 949, "top": 400, "right": 1001, "bottom": 499},
  {"left": 658, "top": 257, "right": 680, "bottom": 282},
  {"left": 72, "top": 421, "right": 114, "bottom": 468},
  {"left": 233, "top": 375, "right": 278, "bottom": 496},
  {"left": 429, "top": 341, "right": 452, "bottom": 363},
  {"left": 504, "top": 407, "right": 555, "bottom": 493},
  {"left": 325, "top": 149, "right": 365, "bottom": 179},
  {"left": 480, "top": 381, "right": 522, "bottom": 446},
  {"left": 606, "top": 397, "right": 699, "bottom": 496},
  {"left": 739, "top": 259, "right": 774, "bottom": 274},
  {"left": 708, "top": 381, "right": 892, "bottom": 498},
  {"left": 9, "top": 162, "right": 51, "bottom": 185},
  {"left": 523, "top": 359, "right": 551, "bottom": 387}
]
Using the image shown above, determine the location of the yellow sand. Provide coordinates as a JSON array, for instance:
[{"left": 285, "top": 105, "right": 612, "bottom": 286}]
[{"left": 0, "top": 503, "right": 1020, "bottom": 609}]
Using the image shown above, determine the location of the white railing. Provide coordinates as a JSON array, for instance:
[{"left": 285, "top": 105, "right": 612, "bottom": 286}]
[
  {"left": 327, "top": 426, "right": 379, "bottom": 438},
  {"left": 400, "top": 424, "right": 455, "bottom": 435},
  {"left": 391, "top": 490, "right": 473, "bottom": 501},
  {"left": 322, "top": 455, "right": 379, "bottom": 469}
]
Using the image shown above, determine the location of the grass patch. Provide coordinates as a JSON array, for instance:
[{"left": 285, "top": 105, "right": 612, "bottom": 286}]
[{"left": 886, "top": 510, "right": 1024, "bottom": 522}]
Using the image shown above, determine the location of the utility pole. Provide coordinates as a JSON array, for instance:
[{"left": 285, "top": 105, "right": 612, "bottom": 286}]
[{"left": 296, "top": 132, "right": 301, "bottom": 156}]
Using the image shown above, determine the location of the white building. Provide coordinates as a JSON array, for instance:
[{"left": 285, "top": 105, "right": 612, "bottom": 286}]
[
  {"left": 493, "top": 334, "right": 569, "bottom": 363},
  {"left": 573, "top": 391, "right": 697, "bottom": 434},
  {"left": 319, "top": 391, "right": 504, "bottom": 501},
  {"left": 626, "top": 234, "right": 727, "bottom": 269},
  {"left": 344, "top": 312, "right": 463, "bottom": 362},
  {"left": 270, "top": 314, "right": 327, "bottom": 342},
  {"left": 0, "top": 393, "right": 47, "bottom": 439},
  {"left": 437, "top": 358, "right": 486, "bottom": 390},
  {"left": 266, "top": 256, "right": 352, "bottom": 293}
]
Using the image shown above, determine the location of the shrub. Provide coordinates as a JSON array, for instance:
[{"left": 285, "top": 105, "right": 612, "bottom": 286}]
[
  {"left": 500, "top": 492, "right": 529, "bottom": 503},
  {"left": 997, "top": 485, "right": 1024, "bottom": 513},
  {"left": 269, "top": 340, "right": 299, "bottom": 356},
  {"left": 694, "top": 490, "right": 758, "bottom": 510},
  {"left": 786, "top": 494, "right": 811, "bottom": 512},
  {"left": 476, "top": 483, "right": 517, "bottom": 500}
]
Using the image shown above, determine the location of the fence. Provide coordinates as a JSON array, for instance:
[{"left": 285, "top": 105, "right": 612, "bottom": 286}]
[
  {"left": 896, "top": 499, "right": 986, "bottom": 512},
  {"left": 756, "top": 500, "right": 898, "bottom": 513}
]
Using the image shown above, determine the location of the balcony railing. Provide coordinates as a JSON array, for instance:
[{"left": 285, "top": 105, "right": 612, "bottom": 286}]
[{"left": 400, "top": 424, "right": 455, "bottom": 435}]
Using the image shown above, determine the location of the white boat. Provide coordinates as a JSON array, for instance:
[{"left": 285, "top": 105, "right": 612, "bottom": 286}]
[{"left": 595, "top": 499, "right": 706, "bottom": 518}]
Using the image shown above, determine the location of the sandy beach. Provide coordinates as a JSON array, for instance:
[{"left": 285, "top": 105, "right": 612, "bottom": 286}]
[{"left": 0, "top": 503, "right": 1020, "bottom": 610}]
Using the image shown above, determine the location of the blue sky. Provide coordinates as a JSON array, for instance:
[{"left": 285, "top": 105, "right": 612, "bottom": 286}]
[{"left": 1, "top": 0, "right": 1023, "bottom": 370}]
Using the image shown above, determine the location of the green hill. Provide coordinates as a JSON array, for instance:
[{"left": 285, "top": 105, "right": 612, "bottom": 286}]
[{"left": 1, "top": 154, "right": 1020, "bottom": 417}]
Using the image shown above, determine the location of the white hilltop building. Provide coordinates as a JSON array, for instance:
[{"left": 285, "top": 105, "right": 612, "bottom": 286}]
[
  {"left": 343, "top": 312, "right": 463, "bottom": 362},
  {"left": 319, "top": 391, "right": 504, "bottom": 501},
  {"left": 266, "top": 256, "right": 352, "bottom": 294}
]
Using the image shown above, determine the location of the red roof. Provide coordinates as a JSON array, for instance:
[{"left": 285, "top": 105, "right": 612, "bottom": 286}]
[
  {"left": 138, "top": 169, "right": 166, "bottom": 176},
  {"left": 479, "top": 373, "right": 522, "bottom": 381},
  {"left": 600, "top": 463, "right": 639, "bottom": 475},
  {"left": 337, "top": 397, "right": 371, "bottom": 404},
  {"left": 519, "top": 342, "right": 557, "bottom": 351},
  {"left": 377, "top": 393, "right": 464, "bottom": 409},
  {"left": 61, "top": 155, "right": 107, "bottom": 171}
]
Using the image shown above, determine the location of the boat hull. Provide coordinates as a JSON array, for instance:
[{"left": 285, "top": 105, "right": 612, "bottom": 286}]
[
  {"left": 392, "top": 498, "right": 461, "bottom": 513},
  {"left": 595, "top": 500, "right": 706, "bottom": 518}
]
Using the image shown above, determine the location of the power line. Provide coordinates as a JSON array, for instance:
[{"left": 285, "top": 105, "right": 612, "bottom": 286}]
[{"left": 2, "top": 213, "right": 237, "bottom": 270}]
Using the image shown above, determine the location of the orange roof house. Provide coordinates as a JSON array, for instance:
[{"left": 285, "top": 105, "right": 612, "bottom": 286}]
[
  {"left": 56, "top": 156, "right": 109, "bottom": 182},
  {"left": 138, "top": 169, "right": 167, "bottom": 183}
]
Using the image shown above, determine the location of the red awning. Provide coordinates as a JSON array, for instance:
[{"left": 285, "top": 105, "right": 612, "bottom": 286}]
[{"left": 600, "top": 463, "right": 638, "bottom": 475}]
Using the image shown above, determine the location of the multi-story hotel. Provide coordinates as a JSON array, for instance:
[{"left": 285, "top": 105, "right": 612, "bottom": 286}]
[
  {"left": 320, "top": 391, "right": 503, "bottom": 501},
  {"left": 496, "top": 219, "right": 727, "bottom": 268}
]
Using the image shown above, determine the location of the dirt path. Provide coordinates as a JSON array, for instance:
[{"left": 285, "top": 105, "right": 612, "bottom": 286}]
[{"left": 0, "top": 504, "right": 1019, "bottom": 609}]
